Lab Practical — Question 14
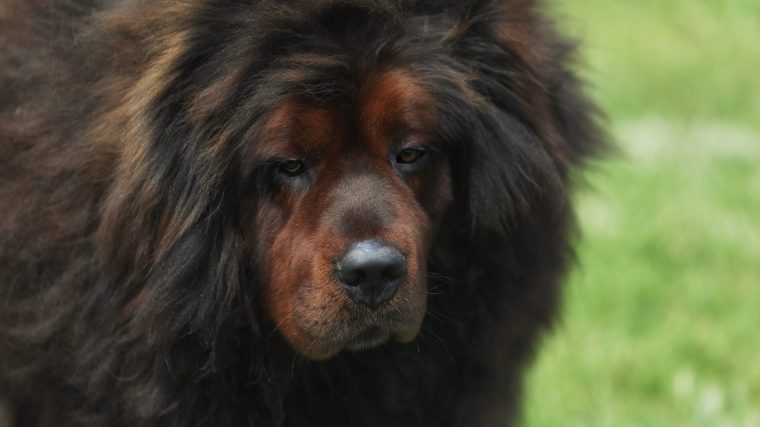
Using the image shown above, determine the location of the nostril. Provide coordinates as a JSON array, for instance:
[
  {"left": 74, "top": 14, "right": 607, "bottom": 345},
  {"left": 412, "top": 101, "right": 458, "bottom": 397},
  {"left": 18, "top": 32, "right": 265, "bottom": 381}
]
[
  {"left": 338, "top": 269, "right": 363, "bottom": 287},
  {"left": 382, "top": 264, "right": 404, "bottom": 282},
  {"left": 335, "top": 239, "right": 407, "bottom": 307}
]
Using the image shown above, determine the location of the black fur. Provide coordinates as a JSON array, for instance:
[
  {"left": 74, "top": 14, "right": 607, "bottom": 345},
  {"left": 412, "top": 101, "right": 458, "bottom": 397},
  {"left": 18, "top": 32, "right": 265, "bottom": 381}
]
[{"left": 0, "top": 0, "right": 602, "bottom": 425}]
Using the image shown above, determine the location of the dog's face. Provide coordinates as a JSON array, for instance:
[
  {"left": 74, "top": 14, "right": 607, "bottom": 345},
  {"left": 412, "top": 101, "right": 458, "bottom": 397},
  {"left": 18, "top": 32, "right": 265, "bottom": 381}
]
[
  {"left": 90, "top": 1, "right": 581, "bottom": 362},
  {"left": 241, "top": 70, "right": 452, "bottom": 359}
]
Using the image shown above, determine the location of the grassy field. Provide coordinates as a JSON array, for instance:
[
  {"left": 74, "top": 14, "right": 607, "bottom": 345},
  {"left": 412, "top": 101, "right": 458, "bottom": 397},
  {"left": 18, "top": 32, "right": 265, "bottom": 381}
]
[{"left": 523, "top": 1, "right": 760, "bottom": 426}]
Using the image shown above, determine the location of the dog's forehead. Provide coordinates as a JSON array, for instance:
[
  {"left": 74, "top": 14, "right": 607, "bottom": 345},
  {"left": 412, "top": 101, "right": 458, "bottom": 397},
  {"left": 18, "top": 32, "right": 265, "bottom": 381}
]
[
  {"left": 256, "top": 99, "right": 342, "bottom": 158},
  {"left": 358, "top": 70, "right": 435, "bottom": 140},
  {"left": 254, "top": 69, "right": 434, "bottom": 159}
]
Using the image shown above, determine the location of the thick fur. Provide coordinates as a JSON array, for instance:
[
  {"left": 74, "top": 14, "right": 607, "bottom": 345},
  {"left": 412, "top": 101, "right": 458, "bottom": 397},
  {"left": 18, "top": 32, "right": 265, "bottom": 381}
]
[{"left": 0, "top": 0, "right": 602, "bottom": 426}]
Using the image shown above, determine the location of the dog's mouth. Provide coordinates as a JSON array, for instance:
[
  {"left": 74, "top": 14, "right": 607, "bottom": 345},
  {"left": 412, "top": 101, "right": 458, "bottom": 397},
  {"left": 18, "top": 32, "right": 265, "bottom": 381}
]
[
  {"left": 345, "top": 326, "right": 389, "bottom": 351},
  {"left": 343, "top": 306, "right": 425, "bottom": 350},
  {"left": 315, "top": 299, "right": 426, "bottom": 355},
  {"left": 264, "top": 235, "right": 428, "bottom": 360},
  {"left": 273, "top": 278, "right": 427, "bottom": 360}
]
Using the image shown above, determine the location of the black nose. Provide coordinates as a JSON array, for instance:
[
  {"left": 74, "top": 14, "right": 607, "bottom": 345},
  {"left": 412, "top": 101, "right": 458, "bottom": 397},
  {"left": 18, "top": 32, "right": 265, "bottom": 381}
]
[{"left": 335, "top": 239, "right": 406, "bottom": 307}]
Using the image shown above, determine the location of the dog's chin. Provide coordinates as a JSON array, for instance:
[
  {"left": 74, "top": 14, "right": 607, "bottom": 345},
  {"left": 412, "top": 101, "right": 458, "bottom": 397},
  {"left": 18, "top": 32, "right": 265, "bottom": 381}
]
[
  {"left": 345, "top": 324, "right": 422, "bottom": 351},
  {"left": 290, "top": 311, "right": 425, "bottom": 360},
  {"left": 345, "top": 326, "right": 391, "bottom": 351}
]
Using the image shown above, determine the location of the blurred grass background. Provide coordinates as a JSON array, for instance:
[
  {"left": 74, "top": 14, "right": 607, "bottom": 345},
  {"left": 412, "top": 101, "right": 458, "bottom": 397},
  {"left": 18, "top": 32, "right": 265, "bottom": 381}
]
[{"left": 524, "top": 1, "right": 760, "bottom": 426}]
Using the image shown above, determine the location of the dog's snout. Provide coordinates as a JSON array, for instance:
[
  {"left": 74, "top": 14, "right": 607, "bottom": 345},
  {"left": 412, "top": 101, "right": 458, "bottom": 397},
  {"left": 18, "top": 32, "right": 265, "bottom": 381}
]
[{"left": 335, "top": 239, "right": 406, "bottom": 307}]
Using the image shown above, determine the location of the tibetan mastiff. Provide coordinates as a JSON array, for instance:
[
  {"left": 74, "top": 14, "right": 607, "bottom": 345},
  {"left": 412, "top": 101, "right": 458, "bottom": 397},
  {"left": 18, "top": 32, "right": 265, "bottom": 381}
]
[{"left": 0, "top": 0, "right": 601, "bottom": 425}]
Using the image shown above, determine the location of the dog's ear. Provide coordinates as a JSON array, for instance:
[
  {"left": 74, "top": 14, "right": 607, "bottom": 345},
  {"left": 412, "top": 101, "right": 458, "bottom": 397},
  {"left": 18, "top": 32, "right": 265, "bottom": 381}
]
[
  {"left": 546, "top": 57, "right": 606, "bottom": 165},
  {"left": 448, "top": 109, "right": 565, "bottom": 236},
  {"left": 94, "top": 104, "right": 245, "bottom": 347},
  {"left": 443, "top": 0, "right": 602, "bottom": 235}
]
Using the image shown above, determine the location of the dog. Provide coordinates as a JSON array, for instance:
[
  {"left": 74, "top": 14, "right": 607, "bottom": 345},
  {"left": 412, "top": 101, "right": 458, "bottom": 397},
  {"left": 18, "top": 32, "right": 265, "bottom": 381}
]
[{"left": 0, "top": 0, "right": 601, "bottom": 425}]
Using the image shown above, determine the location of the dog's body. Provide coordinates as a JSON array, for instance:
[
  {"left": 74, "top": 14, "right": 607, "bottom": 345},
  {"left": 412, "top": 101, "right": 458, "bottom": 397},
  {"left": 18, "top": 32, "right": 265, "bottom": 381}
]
[{"left": 0, "top": 1, "right": 601, "bottom": 425}]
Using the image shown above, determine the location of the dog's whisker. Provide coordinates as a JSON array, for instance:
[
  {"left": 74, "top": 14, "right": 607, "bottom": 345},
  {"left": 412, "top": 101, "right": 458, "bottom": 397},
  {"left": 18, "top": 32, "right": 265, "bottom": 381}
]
[
  {"left": 262, "top": 307, "right": 298, "bottom": 344},
  {"left": 425, "top": 272, "right": 461, "bottom": 285}
]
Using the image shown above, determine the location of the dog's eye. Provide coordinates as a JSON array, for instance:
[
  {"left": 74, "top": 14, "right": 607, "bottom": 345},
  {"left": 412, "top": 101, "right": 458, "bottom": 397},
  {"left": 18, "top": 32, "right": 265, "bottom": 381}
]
[
  {"left": 396, "top": 148, "right": 426, "bottom": 164},
  {"left": 279, "top": 159, "right": 305, "bottom": 177}
]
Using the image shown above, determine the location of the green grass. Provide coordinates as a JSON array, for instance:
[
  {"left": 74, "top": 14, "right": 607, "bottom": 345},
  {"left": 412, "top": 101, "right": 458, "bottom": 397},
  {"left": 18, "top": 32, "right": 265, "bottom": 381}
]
[
  {"left": 551, "top": 0, "right": 760, "bottom": 127},
  {"left": 523, "top": 1, "right": 760, "bottom": 426}
]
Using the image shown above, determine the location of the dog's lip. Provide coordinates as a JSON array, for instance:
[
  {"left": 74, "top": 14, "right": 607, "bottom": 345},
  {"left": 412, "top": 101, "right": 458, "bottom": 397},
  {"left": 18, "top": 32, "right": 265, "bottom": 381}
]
[
  {"left": 337, "top": 299, "right": 426, "bottom": 351},
  {"left": 345, "top": 325, "right": 390, "bottom": 351},
  {"left": 290, "top": 285, "right": 427, "bottom": 358},
  {"left": 292, "top": 311, "right": 425, "bottom": 359}
]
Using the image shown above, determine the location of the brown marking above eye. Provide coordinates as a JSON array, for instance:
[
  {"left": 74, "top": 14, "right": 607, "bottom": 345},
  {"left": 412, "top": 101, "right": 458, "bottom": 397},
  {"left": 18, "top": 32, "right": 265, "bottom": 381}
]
[
  {"left": 359, "top": 70, "right": 435, "bottom": 151},
  {"left": 244, "top": 99, "right": 343, "bottom": 180}
]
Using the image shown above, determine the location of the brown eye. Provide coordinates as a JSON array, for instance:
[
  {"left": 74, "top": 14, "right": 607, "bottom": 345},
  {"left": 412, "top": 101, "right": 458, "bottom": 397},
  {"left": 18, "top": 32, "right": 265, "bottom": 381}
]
[
  {"left": 396, "top": 148, "right": 425, "bottom": 164},
  {"left": 279, "top": 159, "right": 305, "bottom": 177}
]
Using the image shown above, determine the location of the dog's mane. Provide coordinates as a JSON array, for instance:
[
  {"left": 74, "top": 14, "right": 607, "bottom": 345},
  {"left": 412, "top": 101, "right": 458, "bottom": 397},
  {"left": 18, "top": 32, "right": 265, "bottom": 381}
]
[{"left": 0, "top": 1, "right": 602, "bottom": 425}]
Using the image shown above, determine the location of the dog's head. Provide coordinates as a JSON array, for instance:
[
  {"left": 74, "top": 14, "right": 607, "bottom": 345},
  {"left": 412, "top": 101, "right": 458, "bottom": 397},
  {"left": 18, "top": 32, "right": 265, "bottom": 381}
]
[
  {"left": 241, "top": 70, "right": 450, "bottom": 359},
  {"left": 96, "top": 1, "right": 597, "bottom": 360}
]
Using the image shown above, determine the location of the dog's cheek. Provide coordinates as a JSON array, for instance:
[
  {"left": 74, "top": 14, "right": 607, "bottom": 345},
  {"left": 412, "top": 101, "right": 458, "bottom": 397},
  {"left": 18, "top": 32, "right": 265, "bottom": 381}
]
[
  {"left": 240, "top": 197, "right": 299, "bottom": 332},
  {"left": 261, "top": 207, "right": 347, "bottom": 356},
  {"left": 261, "top": 226, "right": 308, "bottom": 347},
  {"left": 246, "top": 199, "right": 286, "bottom": 263}
]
